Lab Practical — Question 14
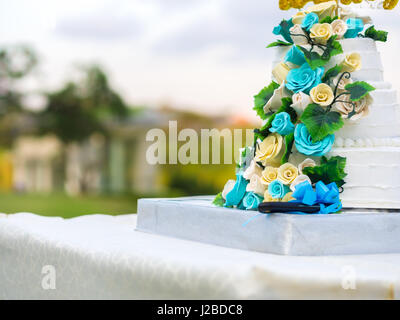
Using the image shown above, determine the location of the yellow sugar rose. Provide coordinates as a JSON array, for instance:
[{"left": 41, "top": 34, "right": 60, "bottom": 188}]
[
  {"left": 264, "top": 190, "right": 280, "bottom": 203},
  {"left": 310, "top": 23, "right": 333, "bottom": 45},
  {"left": 310, "top": 83, "right": 334, "bottom": 107},
  {"left": 254, "top": 133, "right": 284, "bottom": 166},
  {"left": 292, "top": 11, "right": 306, "bottom": 24},
  {"left": 305, "top": 1, "right": 337, "bottom": 20},
  {"left": 341, "top": 52, "right": 362, "bottom": 72},
  {"left": 278, "top": 163, "right": 299, "bottom": 185},
  {"left": 282, "top": 192, "right": 295, "bottom": 202},
  {"left": 261, "top": 166, "right": 279, "bottom": 185},
  {"left": 272, "top": 62, "right": 291, "bottom": 85}
]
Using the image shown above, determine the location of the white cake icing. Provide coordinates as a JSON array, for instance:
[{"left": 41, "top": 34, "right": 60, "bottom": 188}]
[{"left": 274, "top": 38, "right": 400, "bottom": 209}]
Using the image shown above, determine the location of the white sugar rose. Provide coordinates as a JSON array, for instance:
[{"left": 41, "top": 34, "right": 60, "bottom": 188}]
[
  {"left": 243, "top": 160, "right": 263, "bottom": 180},
  {"left": 331, "top": 19, "right": 348, "bottom": 39},
  {"left": 263, "top": 82, "right": 290, "bottom": 114},
  {"left": 333, "top": 73, "right": 353, "bottom": 91},
  {"left": 310, "top": 83, "right": 334, "bottom": 107},
  {"left": 298, "top": 158, "right": 316, "bottom": 174},
  {"left": 278, "top": 163, "right": 299, "bottom": 185},
  {"left": 255, "top": 133, "right": 284, "bottom": 166},
  {"left": 289, "top": 24, "right": 309, "bottom": 45},
  {"left": 292, "top": 11, "right": 306, "bottom": 25},
  {"left": 261, "top": 166, "right": 279, "bottom": 185},
  {"left": 310, "top": 23, "right": 333, "bottom": 45},
  {"left": 222, "top": 179, "right": 236, "bottom": 199},
  {"left": 246, "top": 174, "right": 267, "bottom": 196},
  {"left": 305, "top": 0, "right": 337, "bottom": 20},
  {"left": 332, "top": 94, "right": 372, "bottom": 121},
  {"left": 291, "top": 92, "right": 312, "bottom": 115},
  {"left": 290, "top": 174, "right": 312, "bottom": 192},
  {"left": 341, "top": 53, "right": 362, "bottom": 72},
  {"left": 272, "top": 62, "right": 291, "bottom": 85}
]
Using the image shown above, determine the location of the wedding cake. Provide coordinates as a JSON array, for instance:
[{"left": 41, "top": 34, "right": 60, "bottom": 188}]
[{"left": 214, "top": 0, "right": 400, "bottom": 211}]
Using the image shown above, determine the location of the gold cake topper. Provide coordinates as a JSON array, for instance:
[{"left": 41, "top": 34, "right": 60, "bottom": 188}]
[{"left": 279, "top": 0, "right": 399, "bottom": 10}]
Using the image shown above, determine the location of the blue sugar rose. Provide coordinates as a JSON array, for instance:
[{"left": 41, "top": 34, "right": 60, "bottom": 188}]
[
  {"left": 285, "top": 63, "right": 324, "bottom": 94},
  {"left": 242, "top": 192, "right": 263, "bottom": 210},
  {"left": 344, "top": 18, "right": 364, "bottom": 38},
  {"left": 294, "top": 124, "right": 335, "bottom": 157},
  {"left": 224, "top": 172, "right": 248, "bottom": 207},
  {"left": 269, "top": 112, "right": 295, "bottom": 136},
  {"left": 284, "top": 45, "right": 306, "bottom": 66},
  {"left": 268, "top": 180, "right": 290, "bottom": 199},
  {"left": 301, "top": 13, "right": 319, "bottom": 31},
  {"left": 273, "top": 19, "right": 294, "bottom": 43}
]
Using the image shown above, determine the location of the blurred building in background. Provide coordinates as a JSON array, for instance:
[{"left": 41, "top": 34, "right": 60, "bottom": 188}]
[
  {"left": 0, "top": 45, "right": 255, "bottom": 199},
  {"left": 8, "top": 107, "right": 254, "bottom": 196}
]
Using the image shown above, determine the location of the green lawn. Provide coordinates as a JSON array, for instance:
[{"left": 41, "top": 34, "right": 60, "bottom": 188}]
[{"left": 0, "top": 192, "right": 156, "bottom": 218}]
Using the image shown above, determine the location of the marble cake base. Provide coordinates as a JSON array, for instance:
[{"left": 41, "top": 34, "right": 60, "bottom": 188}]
[{"left": 136, "top": 196, "right": 400, "bottom": 256}]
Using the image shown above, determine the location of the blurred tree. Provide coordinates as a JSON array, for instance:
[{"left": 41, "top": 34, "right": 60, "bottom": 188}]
[
  {"left": 38, "top": 65, "right": 129, "bottom": 143},
  {"left": 0, "top": 45, "right": 37, "bottom": 146},
  {"left": 37, "top": 65, "right": 131, "bottom": 194}
]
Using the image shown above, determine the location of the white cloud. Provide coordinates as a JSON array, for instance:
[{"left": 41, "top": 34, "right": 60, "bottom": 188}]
[{"left": 1, "top": 0, "right": 400, "bottom": 121}]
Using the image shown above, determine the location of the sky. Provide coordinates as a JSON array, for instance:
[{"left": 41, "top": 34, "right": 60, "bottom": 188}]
[{"left": 1, "top": 0, "right": 400, "bottom": 120}]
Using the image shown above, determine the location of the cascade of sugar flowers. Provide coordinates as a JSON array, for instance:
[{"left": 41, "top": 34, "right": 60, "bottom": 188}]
[{"left": 213, "top": 0, "right": 389, "bottom": 214}]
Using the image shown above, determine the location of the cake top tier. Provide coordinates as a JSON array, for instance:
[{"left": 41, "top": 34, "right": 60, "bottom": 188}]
[
  {"left": 273, "top": 38, "right": 384, "bottom": 83},
  {"left": 278, "top": 0, "right": 399, "bottom": 11}
]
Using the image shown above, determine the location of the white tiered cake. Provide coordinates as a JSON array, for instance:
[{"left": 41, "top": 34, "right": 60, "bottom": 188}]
[
  {"left": 137, "top": 2, "right": 400, "bottom": 256},
  {"left": 274, "top": 38, "right": 400, "bottom": 209}
]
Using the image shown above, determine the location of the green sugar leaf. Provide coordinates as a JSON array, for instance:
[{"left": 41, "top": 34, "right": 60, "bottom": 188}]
[
  {"left": 301, "top": 104, "right": 344, "bottom": 142},
  {"left": 319, "top": 16, "right": 338, "bottom": 24},
  {"left": 254, "top": 97, "right": 296, "bottom": 142},
  {"left": 253, "top": 81, "right": 280, "bottom": 120},
  {"left": 365, "top": 25, "right": 388, "bottom": 42},
  {"left": 325, "top": 36, "right": 343, "bottom": 58},
  {"left": 303, "top": 156, "right": 347, "bottom": 188},
  {"left": 279, "top": 19, "right": 294, "bottom": 43},
  {"left": 345, "top": 81, "right": 375, "bottom": 101},
  {"left": 297, "top": 36, "right": 342, "bottom": 70},
  {"left": 266, "top": 40, "right": 293, "bottom": 48},
  {"left": 322, "top": 64, "right": 343, "bottom": 83},
  {"left": 297, "top": 46, "right": 326, "bottom": 70},
  {"left": 212, "top": 192, "right": 225, "bottom": 207},
  {"left": 281, "top": 132, "right": 295, "bottom": 165}
]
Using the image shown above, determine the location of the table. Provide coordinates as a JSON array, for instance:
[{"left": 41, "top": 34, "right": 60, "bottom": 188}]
[{"left": 0, "top": 213, "right": 399, "bottom": 299}]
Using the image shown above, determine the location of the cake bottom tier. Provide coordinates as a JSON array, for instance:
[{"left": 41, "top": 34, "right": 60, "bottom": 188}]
[{"left": 329, "top": 146, "right": 400, "bottom": 209}]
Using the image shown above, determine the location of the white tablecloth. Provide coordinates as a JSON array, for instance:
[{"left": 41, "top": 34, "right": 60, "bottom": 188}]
[{"left": 0, "top": 212, "right": 399, "bottom": 300}]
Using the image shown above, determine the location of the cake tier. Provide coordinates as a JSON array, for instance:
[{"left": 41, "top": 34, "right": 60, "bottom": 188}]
[
  {"left": 274, "top": 38, "right": 400, "bottom": 209},
  {"left": 273, "top": 38, "right": 384, "bottom": 82},
  {"left": 329, "top": 38, "right": 383, "bottom": 82},
  {"left": 335, "top": 88, "right": 400, "bottom": 140},
  {"left": 329, "top": 147, "right": 400, "bottom": 209}
]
